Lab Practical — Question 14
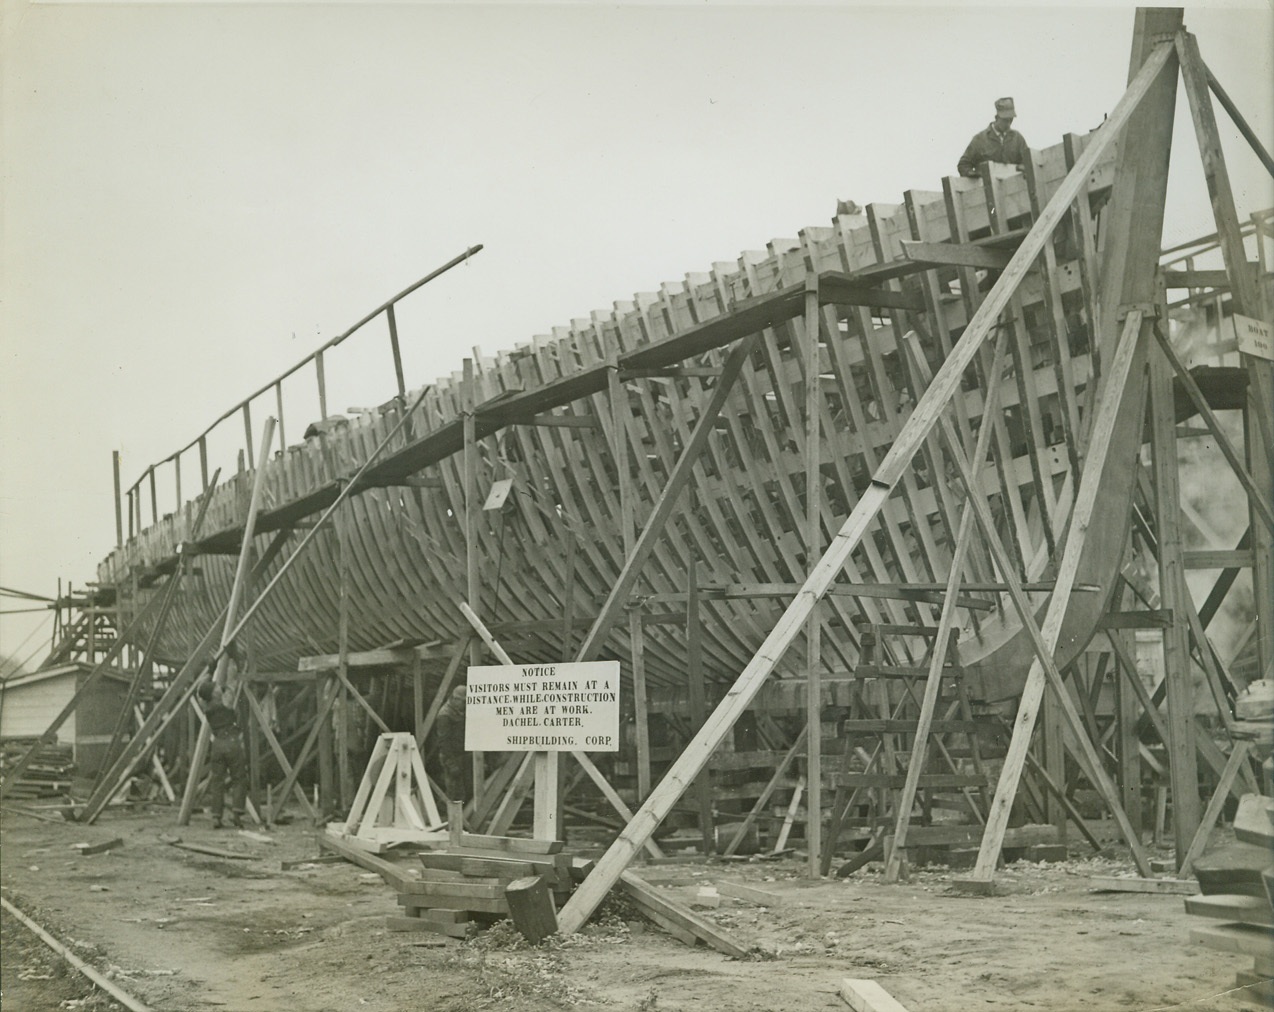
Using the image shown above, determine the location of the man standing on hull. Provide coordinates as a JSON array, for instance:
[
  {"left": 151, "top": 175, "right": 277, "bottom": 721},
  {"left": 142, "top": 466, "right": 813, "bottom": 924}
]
[{"left": 958, "top": 97, "right": 1028, "bottom": 178}]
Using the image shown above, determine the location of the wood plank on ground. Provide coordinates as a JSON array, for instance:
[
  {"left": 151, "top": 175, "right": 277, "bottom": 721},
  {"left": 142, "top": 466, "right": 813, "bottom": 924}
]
[
  {"left": 839, "top": 977, "right": 912, "bottom": 1012},
  {"left": 619, "top": 872, "right": 751, "bottom": 958},
  {"left": 716, "top": 882, "right": 784, "bottom": 906},
  {"left": 318, "top": 831, "right": 412, "bottom": 890},
  {"left": 1090, "top": 876, "right": 1199, "bottom": 895}
]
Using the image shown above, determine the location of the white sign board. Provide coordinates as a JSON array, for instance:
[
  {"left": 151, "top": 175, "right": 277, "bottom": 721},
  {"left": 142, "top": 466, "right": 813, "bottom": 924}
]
[
  {"left": 464, "top": 661, "right": 620, "bottom": 752},
  {"left": 1234, "top": 314, "right": 1274, "bottom": 362}
]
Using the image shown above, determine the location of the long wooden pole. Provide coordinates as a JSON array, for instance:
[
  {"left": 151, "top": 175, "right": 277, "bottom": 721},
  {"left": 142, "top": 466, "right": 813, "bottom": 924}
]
[
  {"left": 802, "top": 281, "right": 822, "bottom": 875},
  {"left": 555, "top": 42, "right": 1173, "bottom": 935},
  {"left": 77, "top": 532, "right": 292, "bottom": 823},
  {"left": 178, "top": 417, "right": 276, "bottom": 825}
]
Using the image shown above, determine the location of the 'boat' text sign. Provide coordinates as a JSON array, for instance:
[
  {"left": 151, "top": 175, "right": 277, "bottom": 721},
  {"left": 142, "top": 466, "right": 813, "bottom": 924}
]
[
  {"left": 465, "top": 661, "right": 620, "bottom": 752},
  {"left": 1234, "top": 314, "right": 1273, "bottom": 362}
]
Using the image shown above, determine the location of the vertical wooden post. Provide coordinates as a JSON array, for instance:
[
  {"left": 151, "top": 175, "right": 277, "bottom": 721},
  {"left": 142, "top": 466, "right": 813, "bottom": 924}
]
[
  {"left": 687, "top": 563, "right": 713, "bottom": 853},
  {"left": 802, "top": 279, "right": 822, "bottom": 876},
  {"left": 112, "top": 451, "right": 123, "bottom": 549},
  {"left": 1149, "top": 347, "right": 1201, "bottom": 859},
  {"left": 318, "top": 674, "right": 334, "bottom": 812},
  {"left": 387, "top": 304, "right": 407, "bottom": 400},
  {"left": 336, "top": 504, "right": 353, "bottom": 811},
  {"left": 242, "top": 403, "right": 255, "bottom": 471},
  {"left": 174, "top": 455, "right": 182, "bottom": 510},
  {"left": 1042, "top": 691, "right": 1067, "bottom": 838},
  {"left": 315, "top": 351, "right": 328, "bottom": 421},
  {"left": 608, "top": 353, "right": 651, "bottom": 800},
  {"left": 463, "top": 358, "right": 485, "bottom": 809},
  {"left": 199, "top": 436, "right": 209, "bottom": 492},
  {"left": 1113, "top": 630, "right": 1143, "bottom": 838},
  {"left": 148, "top": 468, "right": 158, "bottom": 524},
  {"left": 412, "top": 652, "right": 425, "bottom": 746},
  {"left": 275, "top": 383, "right": 287, "bottom": 454}
]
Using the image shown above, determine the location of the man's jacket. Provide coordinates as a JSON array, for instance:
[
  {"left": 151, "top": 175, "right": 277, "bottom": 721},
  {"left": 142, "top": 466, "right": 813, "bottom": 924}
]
[{"left": 958, "top": 123, "right": 1028, "bottom": 178}]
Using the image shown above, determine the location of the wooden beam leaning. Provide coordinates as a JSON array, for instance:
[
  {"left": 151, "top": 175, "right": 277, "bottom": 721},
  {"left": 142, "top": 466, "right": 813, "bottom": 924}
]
[
  {"left": 934, "top": 313, "right": 1154, "bottom": 880},
  {"left": 573, "top": 333, "right": 759, "bottom": 664},
  {"left": 1176, "top": 28, "right": 1274, "bottom": 681},
  {"left": 1204, "top": 66, "right": 1274, "bottom": 179},
  {"left": 884, "top": 329, "right": 1011, "bottom": 882},
  {"left": 555, "top": 43, "right": 1173, "bottom": 935},
  {"left": 1150, "top": 325, "right": 1274, "bottom": 533},
  {"left": 178, "top": 416, "right": 277, "bottom": 825},
  {"left": 79, "top": 531, "right": 293, "bottom": 823}
]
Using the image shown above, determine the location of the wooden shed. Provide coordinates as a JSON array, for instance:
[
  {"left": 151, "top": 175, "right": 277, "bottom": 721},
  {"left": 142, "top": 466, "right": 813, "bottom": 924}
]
[{"left": 0, "top": 663, "right": 129, "bottom": 776}]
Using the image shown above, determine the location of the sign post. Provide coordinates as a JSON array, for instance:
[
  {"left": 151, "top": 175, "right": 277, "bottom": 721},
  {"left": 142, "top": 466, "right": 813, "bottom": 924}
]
[{"left": 465, "top": 660, "right": 621, "bottom": 839}]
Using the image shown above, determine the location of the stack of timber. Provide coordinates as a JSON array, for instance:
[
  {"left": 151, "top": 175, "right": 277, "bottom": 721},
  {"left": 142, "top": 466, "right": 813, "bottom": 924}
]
[
  {"left": 389, "top": 835, "right": 577, "bottom": 938},
  {"left": 1185, "top": 794, "right": 1274, "bottom": 1001},
  {"left": 0, "top": 739, "right": 75, "bottom": 799},
  {"left": 102, "top": 125, "right": 1137, "bottom": 718}
]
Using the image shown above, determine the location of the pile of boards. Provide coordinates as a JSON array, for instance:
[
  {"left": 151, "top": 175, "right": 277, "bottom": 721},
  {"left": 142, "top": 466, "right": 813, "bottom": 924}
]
[
  {"left": 0, "top": 739, "right": 74, "bottom": 799},
  {"left": 1184, "top": 794, "right": 1273, "bottom": 1002},
  {"left": 387, "top": 836, "right": 586, "bottom": 941}
]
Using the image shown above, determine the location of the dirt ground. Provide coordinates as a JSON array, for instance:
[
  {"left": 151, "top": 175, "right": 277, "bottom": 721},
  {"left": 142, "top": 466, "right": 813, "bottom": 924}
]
[{"left": 0, "top": 804, "right": 1265, "bottom": 1012}]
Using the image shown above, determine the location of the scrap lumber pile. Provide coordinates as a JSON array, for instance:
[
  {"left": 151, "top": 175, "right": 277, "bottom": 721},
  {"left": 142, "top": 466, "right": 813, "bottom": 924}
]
[
  {"left": 1184, "top": 794, "right": 1274, "bottom": 1001},
  {"left": 388, "top": 835, "right": 580, "bottom": 939},
  {"left": 0, "top": 739, "right": 74, "bottom": 799}
]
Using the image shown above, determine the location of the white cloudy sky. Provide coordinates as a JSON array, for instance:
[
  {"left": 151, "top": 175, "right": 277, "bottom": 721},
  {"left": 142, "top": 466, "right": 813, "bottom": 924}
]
[{"left": 2, "top": 1, "right": 1272, "bottom": 665}]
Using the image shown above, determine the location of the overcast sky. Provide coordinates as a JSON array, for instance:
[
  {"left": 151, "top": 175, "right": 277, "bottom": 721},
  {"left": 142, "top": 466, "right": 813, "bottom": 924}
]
[{"left": 2, "top": 1, "right": 1271, "bottom": 666}]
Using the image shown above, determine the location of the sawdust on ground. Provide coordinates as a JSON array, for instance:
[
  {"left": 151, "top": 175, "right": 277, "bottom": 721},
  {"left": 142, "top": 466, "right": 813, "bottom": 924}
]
[{"left": 0, "top": 805, "right": 1262, "bottom": 1012}]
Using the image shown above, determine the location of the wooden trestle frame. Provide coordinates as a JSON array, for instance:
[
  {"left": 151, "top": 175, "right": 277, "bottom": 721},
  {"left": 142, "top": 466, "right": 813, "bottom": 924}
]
[{"left": 30, "top": 5, "right": 1267, "bottom": 934}]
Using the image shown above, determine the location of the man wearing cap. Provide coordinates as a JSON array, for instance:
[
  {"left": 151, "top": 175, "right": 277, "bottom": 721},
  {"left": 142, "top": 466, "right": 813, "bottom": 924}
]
[{"left": 958, "top": 97, "right": 1028, "bottom": 178}]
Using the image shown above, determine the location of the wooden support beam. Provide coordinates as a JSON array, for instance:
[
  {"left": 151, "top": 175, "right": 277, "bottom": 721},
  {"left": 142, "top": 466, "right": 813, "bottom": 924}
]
[
  {"left": 1150, "top": 346, "right": 1202, "bottom": 857},
  {"left": 1151, "top": 326, "right": 1274, "bottom": 534},
  {"left": 1179, "top": 741, "right": 1253, "bottom": 878},
  {"left": 79, "top": 530, "right": 290, "bottom": 824},
  {"left": 240, "top": 687, "right": 319, "bottom": 821},
  {"left": 1205, "top": 65, "right": 1274, "bottom": 179},
  {"left": 556, "top": 51, "right": 1171, "bottom": 932},
  {"left": 884, "top": 328, "right": 1010, "bottom": 883},
  {"left": 1177, "top": 27, "right": 1274, "bottom": 682},
  {"left": 687, "top": 564, "right": 714, "bottom": 855},
  {"left": 921, "top": 313, "right": 1153, "bottom": 881},
  {"left": 574, "top": 333, "right": 757, "bottom": 663},
  {"left": 802, "top": 279, "right": 822, "bottom": 876},
  {"left": 898, "top": 239, "right": 1014, "bottom": 271},
  {"left": 179, "top": 417, "right": 276, "bottom": 826}
]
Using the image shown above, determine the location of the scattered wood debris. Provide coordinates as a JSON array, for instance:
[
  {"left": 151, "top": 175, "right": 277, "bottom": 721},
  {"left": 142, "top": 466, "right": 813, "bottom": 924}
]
[{"left": 840, "top": 977, "right": 912, "bottom": 1012}]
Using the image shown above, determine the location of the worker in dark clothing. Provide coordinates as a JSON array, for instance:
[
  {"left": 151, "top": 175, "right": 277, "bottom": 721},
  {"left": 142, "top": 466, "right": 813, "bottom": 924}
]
[
  {"left": 958, "top": 97, "right": 1029, "bottom": 178},
  {"left": 197, "top": 678, "right": 248, "bottom": 828},
  {"left": 433, "top": 685, "right": 469, "bottom": 803}
]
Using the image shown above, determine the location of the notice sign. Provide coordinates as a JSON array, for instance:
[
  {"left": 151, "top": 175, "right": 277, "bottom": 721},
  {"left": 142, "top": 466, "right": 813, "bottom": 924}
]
[
  {"left": 1234, "top": 314, "right": 1274, "bottom": 362},
  {"left": 464, "top": 661, "right": 620, "bottom": 752}
]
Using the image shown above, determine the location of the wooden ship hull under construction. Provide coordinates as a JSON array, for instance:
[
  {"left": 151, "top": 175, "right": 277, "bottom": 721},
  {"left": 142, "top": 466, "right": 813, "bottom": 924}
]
[{"left": 101, "top": 126, "right": 1152, "bottom": 712}]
